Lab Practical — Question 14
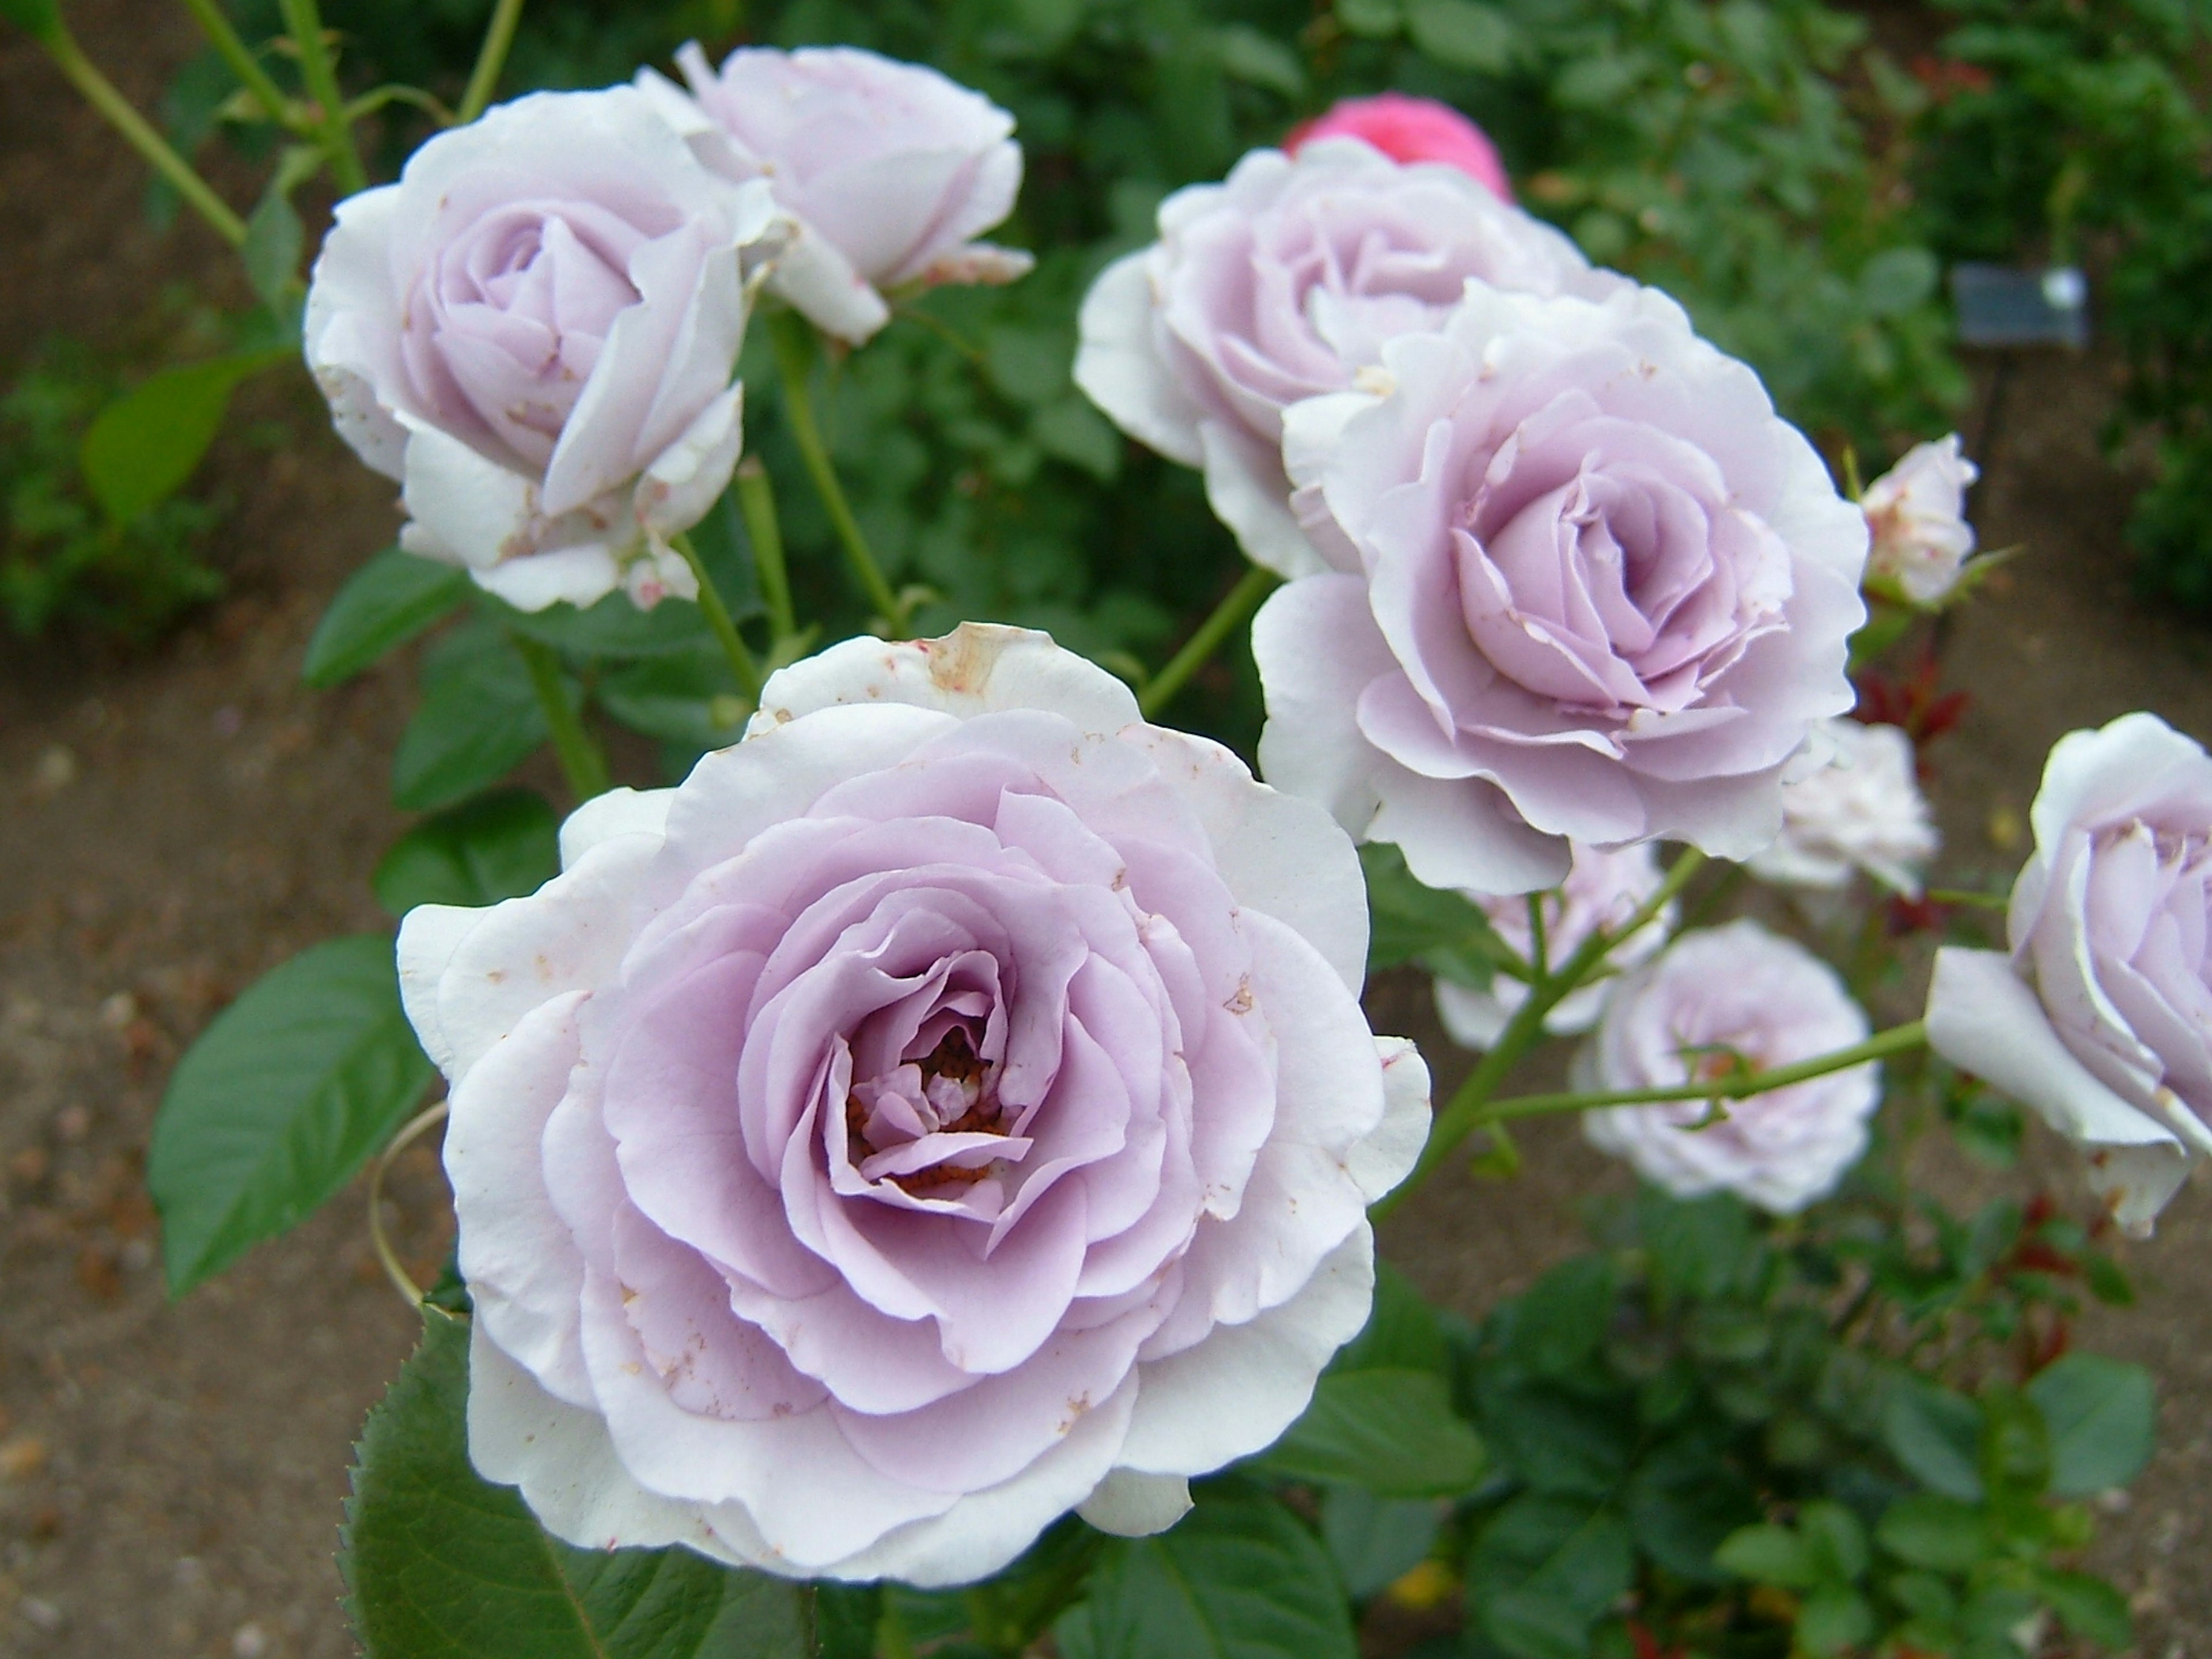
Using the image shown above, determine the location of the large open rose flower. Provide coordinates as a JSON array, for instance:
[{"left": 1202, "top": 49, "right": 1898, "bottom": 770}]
[
  {"left": 1434, "top": 840, "right": 1673, "bottom": 1051},
  {"left": 398, "top": 624, "right": 1429, "bottom": 1583},
  {"left": 641, "top": 44, "right": 1031, "bottom": 345},
  {"left": 305, "top": 88, "right": 781, "bottom": 611},
  {"left": 1581, "top": 919, "right": 1880, "bottom": 1213},
  {"left": 1074, "top": 138, "right": 1619, "bottom": 578},
  {"left": 1927, "top": 713, "right": 2212, "bottom": 1233},
  {"left": 1253, "top": 282, "right": 1868, "bottom": 895}
]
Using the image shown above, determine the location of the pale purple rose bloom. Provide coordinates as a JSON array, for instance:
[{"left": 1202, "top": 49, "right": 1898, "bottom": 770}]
[
  {"left": 1581, "top": 920, "right": 1879, "bottom": 1214},
  {"left": 397, "top": 624, "right": 1429, "bottom": 1584},
  {"left": 1252, "top": 281, "right": 1868, "bottom": 896},
  {"left": 1074, "top": 137, "right": 1622, "bottom": 578},
  {"left": 1747, "top": 719, "right": 1939, "bottom": 896},
  {"left": 640, "top": 44, "right": 1031, "bottom": 345},
  {"left": 1862, "top": 434, "right": 1979, "bottom": 605},
  {"left": 305, "top": 88, "right": 781, "bottom": 612},
  {"left": 1434, "top": 841, "right": 1673, "bottom": 1051},
  {"left": 1927, "top": 713, "right": 2212, "bottom": 1234}
]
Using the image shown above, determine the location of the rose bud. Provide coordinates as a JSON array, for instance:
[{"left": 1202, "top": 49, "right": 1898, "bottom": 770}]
[
  {"left": 1075, "top": 138, "right": 1620, "bottom": 579},
  {"left": 1927, "top": 712, "right": 2212, "bottom": 1234},
  {"left": 640, "top": 44, "right": 1032, "bottom": 345},
  {"left": 1747, "top": 718, "right": 1940, "bottom": 897},
  {"left": 1434, "top": 842, "right": 1675, "bottom": 1051},
  {"left": 1253, "top": 280, "right": 1867, "bottom": 895},
  {"left": 1286, "top": 93, "right": 1513, "bottom": 201},
  {"left": 1862, "top": 434, "right": 1979, "bottom": 605},
  {"left": 1581, "top": 920, "right": 1881, "bottom": 1213},
  {"left": 399, "top": 624, "right": 1429, "bottom": 1584},
  {"left": 305, "top": 88, "right": 782, "bottom": 612}
]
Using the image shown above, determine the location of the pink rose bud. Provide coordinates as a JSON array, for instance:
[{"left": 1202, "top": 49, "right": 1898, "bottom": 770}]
[
  {"left": 399, "top": 624, "right": 1430, "bottom": 1584},
  {"left": 1582, "top": 920, "right": 1881, "bottom": 1214},
  {"left": 304, "top": 88, "right": 782, "bottom": 612},
  {"left": 1286, "top": 93, "right": 1513, "bottom": 202},
  {"left": 1077, "top": 138, "right": 1618, "bottom": 579},
  {"left": 639, "top": 44, "right": 1032, "bottom": 345},
  {"left": 1927, "top": 712, "right": 2212, "bottom": 1234}
]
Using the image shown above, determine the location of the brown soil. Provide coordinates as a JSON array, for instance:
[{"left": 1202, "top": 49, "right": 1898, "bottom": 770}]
[{"left": 3, "top": 9, "right": 2210, "bottom": 1658}]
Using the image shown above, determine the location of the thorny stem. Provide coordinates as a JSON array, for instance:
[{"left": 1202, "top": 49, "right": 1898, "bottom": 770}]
[
  {"left": 276, "top": 0, "right": 368, "bottom": 195},
  {"left": 1138, "top": 565, "right": 1279, "bottom": 719},
  {"left": 1471, "top": 1021, "right": 1929, "bottom": 1124},
  {"left": 669, "top": 531, "right": 764, "bottom": 704},
  {"left": 44, "top": 25, "right": 247, "bottom": 245},
  {"left": 509, "top": 631, "right": 611, "bottom": 802},
  {"left": 1374, "top": 849, "right": 1710, "bottom": 1221},
  {"left": 457, "top": 0, "right": 525, "bottom": 124},
  {"left": 770, "top": 310, "right": 907, "bottom": 632},
  {"left": 177, "top": 0, "right": 297, "bottom": 130},
  {"left": 735, "top": 457, "right": 797, "bottom": 642}
]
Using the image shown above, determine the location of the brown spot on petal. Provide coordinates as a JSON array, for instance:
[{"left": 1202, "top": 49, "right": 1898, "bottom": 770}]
[
  {"left": 1225, "top": 978, "right": 1254, "bottom": 1016},
  {"left": 922, "top": 626, "right": 998, "bottom": 695}
]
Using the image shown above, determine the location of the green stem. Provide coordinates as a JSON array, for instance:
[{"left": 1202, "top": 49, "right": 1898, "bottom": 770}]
[
  {"left": 43, "top": 26, "right": 247, "bottom": 245},
  {"left": 276, "top": 0, "right": 367, "bottom": 195},
  {"left": 770, "top": 310, "right": 906, "bottom": 631},
  {"left": 669, "top": 532, "right": 763, "bottom": 704},
  {"left": 1373, "top": 848, "right": 1708, "bottom": 1221},
  {"left": 457, "top": 0, "right": 525, "bottom": 124},
  {"left": 1527, "top": 892, "right": 1550, "bottom": 980},
  {"left": 734, "top": 457, "right": 796, "bottom": 642},
  {"left": 1472, "top": 1021, "right": 1929, "bottom": 1124},
  {"left": 1137, "top": 565, "right": 1279, "bottom": 719},
  {"left": 509, "top": 631, "right": 610, "bottom": 802},
  {"left": 177, "top": 0, "right": 296, "bottom": 130}
]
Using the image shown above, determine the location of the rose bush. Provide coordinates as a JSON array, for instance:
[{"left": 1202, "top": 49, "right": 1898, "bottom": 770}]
[
  {"left": 1252, "top": 280, "right": 1868, "bottom": 895},
  {"left": 304, "top": 88, "right": 781, "bottom": 611},
  {"left": 641, "top": 43, "right": 1031, "bottom": 345},
  {"left": 1075, "top": 137, "right": 1617, "bottom": 578},
  {"left": 1747, "top": 717, "right": 1939, "bottom": 896},
  {"left": 397, "top": 623, "right": 1427, "bottom": 1582},
  {"left": 1581, "top": 919, "right": 1881, "bottom": 1212},
  {"left": 1434, "top": 840, "right": 1672, "bottom": 1050},
  {"left": 1927, "top": 712, "right": 2212, "bottom": 1233}
]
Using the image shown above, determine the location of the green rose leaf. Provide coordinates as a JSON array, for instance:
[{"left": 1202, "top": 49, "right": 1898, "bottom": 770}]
[
  {"left": 346, "top": 1310, "right": 810, "bottom": 1658},
  {"left": 1713, "top": 1523, "right": 1820, "bottom": 1590},
  {"left": 1319, "top": 1486, "right": 1440, "bottom": 1600},
  {"left": 1875, "top": 1495, "right": 1992, "bottom": 1572},
  {"left": 304, "top": 548, "right": 472, "bottom": 688},
  {"left": 1881, "top": 1377, "right": 1986, "bottom": 1502},
  {"left": 2034, "top": 1569, "right": 2133, "bottom": 1650},
  {"left": 373, "top": 787, "right": 561, "bottom": 918},
  {"left": 1358, "top": 842, "right": 1518, "bottom": 987},
  {"left": 80, "top": 348, "right": 289, "bottom": 524},
  {"left": 1796, "top": 1586, "right": 1875, "bottom": 1658},
  {"left": 1256, "top": 1368, "right": 1486, "bottom": 1497},
  {"left": 1405, "top": 0, "right": 1516, "bottom": 71},
  {"left": 393, "top": 622, "right": 558, "bottom": 812},
  {"left": 149, "top": 935, "right": 433, "bottom": 1295},
  {"left": 1059, "top": 1483, "right": 1356, "bottom": 1659},
  {"left": 2027, "top": 1353, "right": 2156, "bottom": 1495},
  {"left": 1468, "top": 1494, "right": 1634, "bottom": 1659}
]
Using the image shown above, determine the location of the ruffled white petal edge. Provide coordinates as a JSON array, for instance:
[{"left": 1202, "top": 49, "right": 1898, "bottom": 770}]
[
  {"left": 747, "top": 623, "right": 1142, "bottom": 737},
  {"left": 1926, "top": 946, "right": 2191, "bottom": 1234},
  {"left": 1076, "top": 1469, "right": 1192, "bottom": 1537},
  {"left": 1073, "top": 249, "right": 1206, "bottom": 468}
]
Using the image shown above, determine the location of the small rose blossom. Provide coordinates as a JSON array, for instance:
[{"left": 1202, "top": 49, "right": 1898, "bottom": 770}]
[
  {"left": 1074, "top": 138, "right": 1620, "bottom": 578},
  {"left": 400, "top": 624, "right": 1429, "bottom": 1584},
  {"left": 304, "top": 88, "right": 781, "bottom": 612},
  {"left": 1286, "top": 93, "right": 1513, "bottom": 202},
  {"left": 1435, "top": 842, "right": 1673, "bottom": 1050},
  {"left": 640, "top": 44, "right": 1031, "bottom": 344},
  {"left": 1253, "top": 281, "right": 1868, "bottom": 896},
  {"left": 1862, "top": 434, "right": 1979, "bottom": 605},
  {"left": 1747, "top": 718, "right": 1940, "bottom": 896},
  {"left": 1927, "top": 713, "right": 2212, "bottom": 1234},
  {"left": 1581, "top": 920, "right": 1880, "bottom": 1213}
]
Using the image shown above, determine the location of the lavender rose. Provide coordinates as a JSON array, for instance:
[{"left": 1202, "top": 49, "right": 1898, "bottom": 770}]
[
  {"left": 1581, "top": 920, "right": 1880, "bottom": 1213},
  {"left": 641, "top": 44, "right": 1032, "bottom": 345},
  {"left": 1862, "top": 434, "right": 1979, "bottom": 605},
  {"left": 1747, "top": 718, "right": 1939, "bottom": 896},
  {"left": 398, "top": 624, "right": 1429, "bottom": 1583},
  {"left": 305, "top": 89, "right": 781, "bottom": 611},
  {"left": 1434, "top": 841, "right": 1673, "bottom": 1051},
  {"left": 1252, "top": 281, "right": 1868, "bottom": 895},
  {"left": 1074, "top": 138, "right": 1620, "bottom": 578},
  {"left": 1927, "top": 713, "right": 2212, "bottom": 1233}
]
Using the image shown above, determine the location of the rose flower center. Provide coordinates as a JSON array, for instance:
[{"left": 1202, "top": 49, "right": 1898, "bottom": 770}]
[{"left": 845, "top": 1024, "right": 1012, "bottom": 1196}]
